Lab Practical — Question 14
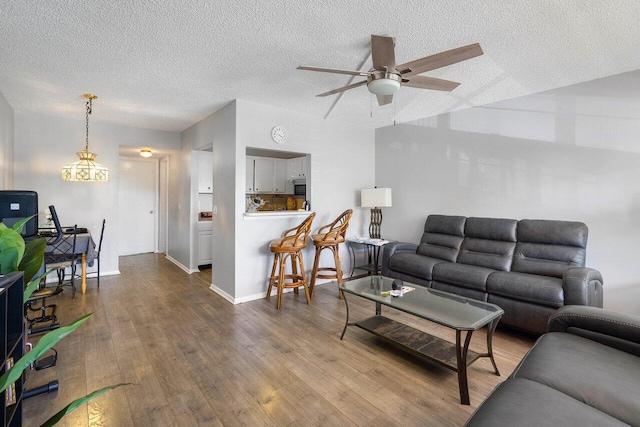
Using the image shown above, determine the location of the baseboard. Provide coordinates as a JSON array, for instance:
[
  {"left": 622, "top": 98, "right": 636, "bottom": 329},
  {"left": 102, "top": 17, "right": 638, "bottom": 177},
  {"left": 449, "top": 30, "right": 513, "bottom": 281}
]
[
  {"left": 85, "top": 270, "right": 121, "bottom": 278},
  {"left": 208, "top": 284, "right": 303, "bottom": 305},
  {"left": 165, "top": 255, "right": 199, "bottom": 274}
]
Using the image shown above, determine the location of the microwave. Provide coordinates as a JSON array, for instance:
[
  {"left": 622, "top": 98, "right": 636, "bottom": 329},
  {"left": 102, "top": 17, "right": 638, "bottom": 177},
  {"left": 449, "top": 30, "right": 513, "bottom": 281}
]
[{"left": 294, "top": 183, "right": 306, "bottom": 198}]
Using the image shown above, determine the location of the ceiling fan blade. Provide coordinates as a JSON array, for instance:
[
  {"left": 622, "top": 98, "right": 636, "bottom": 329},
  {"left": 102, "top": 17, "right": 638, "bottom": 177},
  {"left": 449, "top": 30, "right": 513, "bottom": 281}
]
[
  {"left": 297, "top": 65, "right": 369, "bottom": 77},
  {"left": 371, "top": 35, "right": 396, "bottom": 70},
  {"left": 376, "top": 95, "right": 393, "bottom": 106},
  {"left": 397, "top": 43, "right": 483, "bottom": 76},
  {"left": 316, "top": 80, "right": 367, "bottom": 97},
  {"left": 402, "top": 75, "right": 460, "bottom": 91}
]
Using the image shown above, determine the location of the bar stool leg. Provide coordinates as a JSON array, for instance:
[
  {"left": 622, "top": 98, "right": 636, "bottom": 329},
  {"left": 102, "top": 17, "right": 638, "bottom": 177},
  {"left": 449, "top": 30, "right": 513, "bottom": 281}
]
[
  {"left": 276, "top": 253, "right": 287, "bottom": 310},
  {"left": 309, "top": 245, "right": 322, "bottom": 298},
  {"left": 297, "top": 251, "right": 311, "bottom": 305},
  {"left": 332, "top": 245, "right": 344, "bottom": 299},
  {"left": 266, "top": 253, "right": 279, "bottom": 301},
  {"left": 291, "top": 252, "right": 299, "bottom": 295}
]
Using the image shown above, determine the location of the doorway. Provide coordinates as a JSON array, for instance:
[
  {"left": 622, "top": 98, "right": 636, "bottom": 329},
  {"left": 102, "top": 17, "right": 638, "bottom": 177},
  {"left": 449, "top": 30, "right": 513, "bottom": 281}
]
[{"left": 119, "top": 157, "right": 157, "bottom": 256}]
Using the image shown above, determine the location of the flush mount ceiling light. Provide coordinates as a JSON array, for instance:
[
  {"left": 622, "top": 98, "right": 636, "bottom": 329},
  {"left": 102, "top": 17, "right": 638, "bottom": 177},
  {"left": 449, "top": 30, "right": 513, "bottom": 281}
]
[
  {"left": 61, "top": 94, "right": 110, "bottom": 182},
  {"left": 140, "top": 149, "right": 152, "bottom": 158}
]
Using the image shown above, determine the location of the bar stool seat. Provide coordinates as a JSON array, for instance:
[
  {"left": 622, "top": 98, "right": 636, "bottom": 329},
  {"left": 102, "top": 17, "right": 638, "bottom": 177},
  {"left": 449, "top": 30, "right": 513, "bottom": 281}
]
[
  {"left": 266, "top": 213, "right": 315, "bottom": 309},
  {"left": 310, "top": 209, "right": 353, "bottom": 298}
]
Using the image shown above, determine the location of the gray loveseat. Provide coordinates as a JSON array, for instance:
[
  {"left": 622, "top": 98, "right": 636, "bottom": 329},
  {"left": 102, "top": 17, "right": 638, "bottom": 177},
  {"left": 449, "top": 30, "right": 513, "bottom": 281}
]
[
  {"left": 381, "top": 215, "right": 603, "bottom": 334},
  {"left": 466, "top": 305, "right": 640, "bottom": 426}
]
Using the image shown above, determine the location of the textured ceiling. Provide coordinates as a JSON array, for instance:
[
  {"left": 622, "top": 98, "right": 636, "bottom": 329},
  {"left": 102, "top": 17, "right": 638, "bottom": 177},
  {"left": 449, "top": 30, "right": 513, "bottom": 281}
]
[{"left": 1, "top": 1, "right": 639, "bottom": 132}]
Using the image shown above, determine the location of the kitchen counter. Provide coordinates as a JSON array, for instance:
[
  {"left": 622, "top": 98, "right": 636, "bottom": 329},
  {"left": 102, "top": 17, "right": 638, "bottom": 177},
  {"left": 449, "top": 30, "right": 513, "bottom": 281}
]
[{"left": 244, "top": 211, "right": 313, "bottom": 220}]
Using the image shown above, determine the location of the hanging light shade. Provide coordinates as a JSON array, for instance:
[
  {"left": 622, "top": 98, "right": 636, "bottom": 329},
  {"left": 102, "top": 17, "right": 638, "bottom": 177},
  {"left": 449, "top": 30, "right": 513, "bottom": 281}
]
[{"left": 61, "top": 94, "right": 110, "bottom": 182}]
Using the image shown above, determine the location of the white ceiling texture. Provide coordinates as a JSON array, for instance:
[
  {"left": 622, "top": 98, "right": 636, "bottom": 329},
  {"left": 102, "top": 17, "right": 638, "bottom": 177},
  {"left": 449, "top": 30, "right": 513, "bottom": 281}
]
[{"left": 1, "top": 1, "right": 639, "bottom": 132}]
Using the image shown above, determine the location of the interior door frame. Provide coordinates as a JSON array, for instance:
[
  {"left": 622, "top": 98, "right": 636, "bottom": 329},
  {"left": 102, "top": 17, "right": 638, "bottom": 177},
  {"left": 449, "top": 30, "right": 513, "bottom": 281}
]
[{"left": 158, "top": 156, "right": 169, "bottom": 254}]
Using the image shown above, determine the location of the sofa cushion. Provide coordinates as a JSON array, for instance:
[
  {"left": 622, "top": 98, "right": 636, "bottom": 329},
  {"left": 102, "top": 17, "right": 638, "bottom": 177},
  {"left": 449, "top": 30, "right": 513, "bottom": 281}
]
[
  {"left": 388, "top": 253, "right": 444, "bottom": 281},
  {"left": 432, "top": 262, "right": 495, "bottom": 292},
  {"left": 517, "top": 219, "right": 588, "bottom": 248},
  {"left": 417, "top": 233, "right": 463, "bottom": 262},
  {"left": 457, "top": 238, "right": 516, "bottom": 271},
  {"left": 464, "top": 217, "right": 517, "bottom": 242},
  {"left": 465, "top": 378, "right": 628, "bottom": 427},
  {"left": 513, "top": 219, "right": 587, "bottom": 277},
  {"left": 486, "top": 271, "right": 564, "bottom": 308},
  {"left": 512, "top": 332, "right": 640, "bottom": 426},
  {"left": 456, "top": 217, "right": 517, "bottom": 271},
  {"left": 416, "top": 215, "right": 466, "bottom": 261}
]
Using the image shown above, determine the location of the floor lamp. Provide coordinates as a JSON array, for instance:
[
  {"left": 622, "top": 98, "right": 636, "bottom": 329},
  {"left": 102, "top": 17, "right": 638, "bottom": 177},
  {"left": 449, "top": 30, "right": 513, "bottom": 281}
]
[{"left": 361, "top": 188, "right": 392, "bottom": 239}]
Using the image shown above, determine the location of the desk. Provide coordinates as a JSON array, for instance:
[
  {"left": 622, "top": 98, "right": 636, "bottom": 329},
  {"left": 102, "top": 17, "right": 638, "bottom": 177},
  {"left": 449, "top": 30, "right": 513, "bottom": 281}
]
[
  {"left": 42, "top": 230, "right": 96, "bottom": 294},
  {"left": 346, "top": 237, "right": 393, "bottom": 277}
]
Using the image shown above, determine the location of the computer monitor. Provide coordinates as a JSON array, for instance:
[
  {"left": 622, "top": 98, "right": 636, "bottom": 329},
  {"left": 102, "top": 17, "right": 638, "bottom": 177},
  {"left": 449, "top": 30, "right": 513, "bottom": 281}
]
[{"left": 0, "top": 190, "right": 38, "bottom": 237}]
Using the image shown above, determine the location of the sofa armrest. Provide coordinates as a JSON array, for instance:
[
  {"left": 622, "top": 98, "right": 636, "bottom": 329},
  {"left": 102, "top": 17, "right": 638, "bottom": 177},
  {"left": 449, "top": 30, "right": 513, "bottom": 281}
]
[
  {"left": 562, "top": 267, "right": 603, "bottom": 307},
  {"left": 381, "top": 242, "right": 418, "bottom": 276},
  {"left": 548, "top": 305, "right": 640, "bottom": 356}
]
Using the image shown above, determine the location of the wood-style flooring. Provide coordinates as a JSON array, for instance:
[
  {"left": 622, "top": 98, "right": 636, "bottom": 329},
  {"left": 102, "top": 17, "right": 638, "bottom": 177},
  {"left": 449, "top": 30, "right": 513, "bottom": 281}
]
[{"left": 23, "top": 253, "right": 535, "bottom": 426}]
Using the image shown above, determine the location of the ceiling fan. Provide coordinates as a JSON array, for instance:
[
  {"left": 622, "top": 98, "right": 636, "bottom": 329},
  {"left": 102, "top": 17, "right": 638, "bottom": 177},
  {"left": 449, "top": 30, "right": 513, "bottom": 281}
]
[{"left": 297, "top": 35, "right": 483, "bottom": 106}]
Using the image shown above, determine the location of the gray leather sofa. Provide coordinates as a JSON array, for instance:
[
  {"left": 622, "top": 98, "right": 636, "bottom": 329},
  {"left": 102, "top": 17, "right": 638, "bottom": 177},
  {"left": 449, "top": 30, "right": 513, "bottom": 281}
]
[
  {"left": 381, "top": 215, "right": 603, "bottom": 334},
  {"left": 466, "top": 305, "right": 640, "bottom": 426}
]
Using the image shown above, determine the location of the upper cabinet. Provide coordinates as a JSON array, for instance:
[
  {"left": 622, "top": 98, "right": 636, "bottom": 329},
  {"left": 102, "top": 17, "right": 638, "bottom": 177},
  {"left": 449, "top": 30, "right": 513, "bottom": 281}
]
[
  {"left": 286, "top": 156, "right": 307, "bottom": 180},
  {"left": 254, "top": 157, "right": 275, "bottom": 193},
  {"left": 198, "top": 152, "right": 213, "bottom": 193},
  {"left": 246, "top": 156, "right": 287, "bottom": 194}
]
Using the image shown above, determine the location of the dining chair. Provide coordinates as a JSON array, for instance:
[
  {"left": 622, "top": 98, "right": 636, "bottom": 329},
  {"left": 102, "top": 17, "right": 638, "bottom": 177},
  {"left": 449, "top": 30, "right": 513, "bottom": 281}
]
[
  {"left": 93, "top": 219, "right": 105, "bottom": 286},
  {"left": 266, "top": 213, "right": 315, "bottom": 309},
  {"left": 309, "top": 209, "right": 353, "bottom": 298},
  {"left": 44, "top": 223, "right": 80, "bottom": 298}
]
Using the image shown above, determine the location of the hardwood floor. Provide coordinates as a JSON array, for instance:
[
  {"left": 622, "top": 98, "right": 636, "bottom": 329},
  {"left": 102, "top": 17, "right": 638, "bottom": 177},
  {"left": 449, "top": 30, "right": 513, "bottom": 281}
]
[{"left": 23, "top": 254, "right": 535, "bottom": 426}]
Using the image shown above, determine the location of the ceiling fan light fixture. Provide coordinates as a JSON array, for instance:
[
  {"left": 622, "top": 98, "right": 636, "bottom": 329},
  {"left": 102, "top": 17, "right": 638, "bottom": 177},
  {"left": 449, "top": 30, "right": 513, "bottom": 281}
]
[
  {"left": 140, "top": 149, "right": 152, "bottom": 158},
  {"left": 367, "top": 72, "right": 401, "bottom": 96}
]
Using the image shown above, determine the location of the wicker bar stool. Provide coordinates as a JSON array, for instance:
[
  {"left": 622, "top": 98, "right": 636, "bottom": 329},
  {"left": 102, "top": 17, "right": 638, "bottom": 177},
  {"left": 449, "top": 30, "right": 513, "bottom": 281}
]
[
  {"left": 266, "top": 213, "right": 316, "bottom": 309},
  {"left": 309, "top": 209, "right": 353, "bottom": 298}
]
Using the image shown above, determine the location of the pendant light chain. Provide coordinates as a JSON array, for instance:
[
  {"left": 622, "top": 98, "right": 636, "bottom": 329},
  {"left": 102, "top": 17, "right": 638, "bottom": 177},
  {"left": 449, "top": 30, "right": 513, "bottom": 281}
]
[{"left": 85, "top": 98, "right": 92, "bottom": 151}]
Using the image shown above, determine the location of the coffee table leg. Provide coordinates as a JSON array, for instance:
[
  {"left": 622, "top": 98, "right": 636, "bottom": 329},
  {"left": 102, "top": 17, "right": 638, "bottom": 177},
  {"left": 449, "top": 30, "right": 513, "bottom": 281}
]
[
  {"left": 340, "top": 293, "right": 350, "bottom": 340},
  {"left": 456, "top": 330, "right": 474, "bottom": 405},
  {"left": 486, "top": 316, "right": 501, "bottom": 376}
]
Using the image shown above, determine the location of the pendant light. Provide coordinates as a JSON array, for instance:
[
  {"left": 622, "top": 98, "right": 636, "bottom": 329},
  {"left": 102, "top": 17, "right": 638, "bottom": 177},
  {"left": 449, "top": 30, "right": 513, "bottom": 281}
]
[{"left": 61, "top": 94, "right": 110, "bottom": 182}]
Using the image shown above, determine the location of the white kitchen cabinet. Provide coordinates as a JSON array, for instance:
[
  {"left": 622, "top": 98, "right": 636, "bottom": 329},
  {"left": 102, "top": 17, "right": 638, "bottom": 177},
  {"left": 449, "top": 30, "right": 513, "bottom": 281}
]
[
  {"left": 286, "top": 156, "right": 307, "bottom": 180},
  {"left": 198, "top": 230, "right": 213, "bottom": 265},
  {"left": 198, "top": 151, "right": 213, "bottom": 193},
  {"left": 273, "top": 159, "right": 287, "bottom": 193},
  {"left": 246, "top": 156, "right": 255, "bottom": 192},
  {"left": 254, "top": 157, "right": 275, "bottom": 193}
]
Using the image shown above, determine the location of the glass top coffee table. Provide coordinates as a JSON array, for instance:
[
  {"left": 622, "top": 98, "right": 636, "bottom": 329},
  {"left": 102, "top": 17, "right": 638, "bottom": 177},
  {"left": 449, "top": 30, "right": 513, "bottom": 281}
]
[{"left": 339, "top": 275, "right": 504, "bottom": 405}]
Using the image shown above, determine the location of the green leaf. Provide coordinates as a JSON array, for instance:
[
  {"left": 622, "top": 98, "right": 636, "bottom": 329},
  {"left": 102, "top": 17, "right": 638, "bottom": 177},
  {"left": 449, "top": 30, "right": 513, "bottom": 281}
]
[
  {"left": 40, "top": 383, "right": 132, "bottom": 427},
  {"left": 0, "top": 227, "right": 25, "bottom": 274},
  {"left": 10, "top": 214, "right": 37, "bottom": 234},
  {"left": 0, "top": 313, "right": 93, "bottom": 393},
  {"left": 23, "top": 268, "right": 58, "bottom": 303},
  {"left": 18, "top": 237, "right": 46, "bottom": 284}
]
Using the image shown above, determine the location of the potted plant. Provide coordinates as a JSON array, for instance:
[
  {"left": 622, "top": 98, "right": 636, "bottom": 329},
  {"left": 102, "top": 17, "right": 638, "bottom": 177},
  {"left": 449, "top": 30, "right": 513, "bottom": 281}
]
[{"left": 0, "top": 217, "right": 129, "bottom": 426}]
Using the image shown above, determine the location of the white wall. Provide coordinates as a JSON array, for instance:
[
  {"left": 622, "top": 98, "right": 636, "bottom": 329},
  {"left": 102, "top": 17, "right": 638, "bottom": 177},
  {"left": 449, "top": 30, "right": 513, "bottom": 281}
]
[
  {"left": 14, "top": 111, "right": 180, "bottom": 277},
  {"left": 0, "top": 92, "right": 14, "bottom": 189},
  {"left": 376, "top": 70, "right": 640, "bottom": 314},
  {"left": 231, "top": 99, "right": 375, "bottom": 301},
  {"left": 174, "top": 101, "right": 236, "bottom": 280}
]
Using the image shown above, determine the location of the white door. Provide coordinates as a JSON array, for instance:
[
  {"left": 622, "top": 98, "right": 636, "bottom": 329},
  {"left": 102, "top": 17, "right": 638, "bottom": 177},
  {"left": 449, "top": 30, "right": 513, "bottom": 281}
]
[{"left": 119, "top": 158, "right": 157, "bottom": 255}]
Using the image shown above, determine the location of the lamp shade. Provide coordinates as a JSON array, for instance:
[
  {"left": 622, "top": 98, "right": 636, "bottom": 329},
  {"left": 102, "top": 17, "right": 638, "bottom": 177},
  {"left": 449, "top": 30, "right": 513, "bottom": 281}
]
[{"left": 361, "top": 188, "right": 392, "bottom": 208}]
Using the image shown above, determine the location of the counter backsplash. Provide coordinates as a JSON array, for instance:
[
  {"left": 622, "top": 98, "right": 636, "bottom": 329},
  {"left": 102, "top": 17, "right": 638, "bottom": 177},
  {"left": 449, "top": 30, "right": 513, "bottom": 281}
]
[{"left": 246, "top": 193, "right": 301, "bottom": 212}]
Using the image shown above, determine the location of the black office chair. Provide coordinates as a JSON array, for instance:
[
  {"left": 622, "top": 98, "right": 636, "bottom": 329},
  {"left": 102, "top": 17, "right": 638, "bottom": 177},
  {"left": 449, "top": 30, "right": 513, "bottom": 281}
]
[
  {"left": 43, "top": 206, "right": 81, "bottom": 296},
  {"left": 25, "top": 206, "right": 67, "bottom": 331},
  {"left": 94, "top": 219, "right": 105, "bottom": 286}
]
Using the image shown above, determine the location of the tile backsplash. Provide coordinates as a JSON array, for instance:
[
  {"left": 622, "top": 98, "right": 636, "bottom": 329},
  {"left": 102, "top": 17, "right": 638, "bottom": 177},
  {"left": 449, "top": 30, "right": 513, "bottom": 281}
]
[{"left": 247, "top": 193, "right": 297, "bottom": 211}]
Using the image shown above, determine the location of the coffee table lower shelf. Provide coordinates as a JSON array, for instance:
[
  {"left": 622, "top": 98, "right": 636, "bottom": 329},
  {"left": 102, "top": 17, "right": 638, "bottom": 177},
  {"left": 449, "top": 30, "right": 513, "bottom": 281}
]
[{"left": 356, "top": 316, "right": 481, "bottom": 371}]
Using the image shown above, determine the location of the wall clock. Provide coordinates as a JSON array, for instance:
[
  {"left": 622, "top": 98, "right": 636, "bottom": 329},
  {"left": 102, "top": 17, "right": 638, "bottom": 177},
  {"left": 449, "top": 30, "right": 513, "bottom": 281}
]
[{"left": 271, "top": 126, "right": 287, "bottom": 144}]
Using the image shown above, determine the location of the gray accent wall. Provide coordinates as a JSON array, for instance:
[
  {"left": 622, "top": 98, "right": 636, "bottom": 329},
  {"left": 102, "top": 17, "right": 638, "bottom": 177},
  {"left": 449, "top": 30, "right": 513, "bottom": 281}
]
[{"left": 375, "top": 70, "right": 640, "bottom": 314}]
